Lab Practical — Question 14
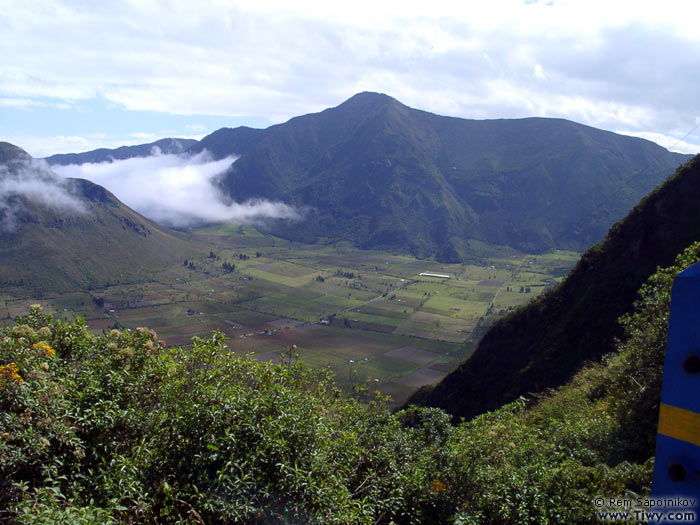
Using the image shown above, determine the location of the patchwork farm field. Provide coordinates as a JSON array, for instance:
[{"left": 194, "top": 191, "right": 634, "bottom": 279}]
[{"left": 1, "top": 225, "right": 579, "bottom": 404}]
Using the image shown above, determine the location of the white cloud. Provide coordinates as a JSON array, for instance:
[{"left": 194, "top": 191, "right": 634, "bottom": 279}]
[
  {"left": 0, "top": 97, "right": 72, "bottom": 110},
  {"left": 616, "top": 130, "right": 700, "bottom": 155},
  {"left": 51, "top": 150, "right": 302, "bottom": 227},
  {"left": 0, "top": 159, "right": 87, "bottom": 232},
  {"left": 533, "top": 64, "right": 545, "bottom": 80},
  {"left": 0, "top": 97, "right": 44, "bottom": 110}
]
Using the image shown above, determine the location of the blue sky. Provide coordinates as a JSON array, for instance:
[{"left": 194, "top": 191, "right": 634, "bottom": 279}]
[
  {"left": 0, "top": 96, "right": 272, "bottom": 157},
  {"left": 1, "top": 96, "right": 272, "bottom": 138},
  {"left": 2, "top": 0, "right": 699, "bottom": 157}
]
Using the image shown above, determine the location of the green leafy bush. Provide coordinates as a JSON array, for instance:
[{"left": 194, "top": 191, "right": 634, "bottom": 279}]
[{"left": 1, "top": 307, "right": 449, "bottom": 523}]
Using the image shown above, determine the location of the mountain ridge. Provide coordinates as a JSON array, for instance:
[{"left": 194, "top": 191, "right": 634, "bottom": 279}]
[{"left": 45, "top": 137, "right": 198, "bottom": 166}]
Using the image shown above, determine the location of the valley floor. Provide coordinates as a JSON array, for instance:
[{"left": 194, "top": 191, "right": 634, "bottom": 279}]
[{"left": 0, "top": 225, "right": 579, "bottom": 404}]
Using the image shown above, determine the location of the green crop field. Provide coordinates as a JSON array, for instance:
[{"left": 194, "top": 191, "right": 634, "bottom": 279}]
[{"left": 2, "top": 226, "right": 579, "bottom": 404}]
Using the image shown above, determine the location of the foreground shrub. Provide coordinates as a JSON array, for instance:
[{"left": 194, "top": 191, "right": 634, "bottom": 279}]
[{"left": 0, "top": 307, "right": 450, "bottom": 523}]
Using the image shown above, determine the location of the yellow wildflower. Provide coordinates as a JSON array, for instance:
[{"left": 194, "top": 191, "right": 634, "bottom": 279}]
[
  {"left": 33, "top": 342, "right": 56, "bottom": 357},
  {"left": 0, "top": 362, "right": 23, "bottom": 386},
  {"left": 431, "top": 480, "right": 447, "bottom": 492}
]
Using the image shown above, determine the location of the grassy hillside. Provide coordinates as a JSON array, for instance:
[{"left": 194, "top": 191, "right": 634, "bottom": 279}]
[
  {"left": 2, "top": 241, "right": 690, "bottom": 522},
  {"left": 409, "top": 154, "right": 700, "bottom": 421}
]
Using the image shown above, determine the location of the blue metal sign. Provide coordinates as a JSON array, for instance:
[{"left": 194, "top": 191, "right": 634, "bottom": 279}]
[{"left": 650, "top": 262, "right": 700, "bottom": 521}]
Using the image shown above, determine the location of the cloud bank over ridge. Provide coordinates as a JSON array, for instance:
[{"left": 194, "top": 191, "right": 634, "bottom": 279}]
[
  {"left": 0, "top": 159, "right": 87, "bottom": 232},
  {"left": 52, "top": 150, "right": 302, "bottom": 227}
]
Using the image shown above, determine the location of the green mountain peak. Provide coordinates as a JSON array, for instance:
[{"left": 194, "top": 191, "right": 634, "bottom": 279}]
[{"left": 208, "top": 94, "right": 690, "bottom": 258}]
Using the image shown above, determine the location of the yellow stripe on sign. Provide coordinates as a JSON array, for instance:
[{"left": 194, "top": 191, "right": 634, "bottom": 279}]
[{"left": 658, "top": 403, "right": 700, "bottom": 448}]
